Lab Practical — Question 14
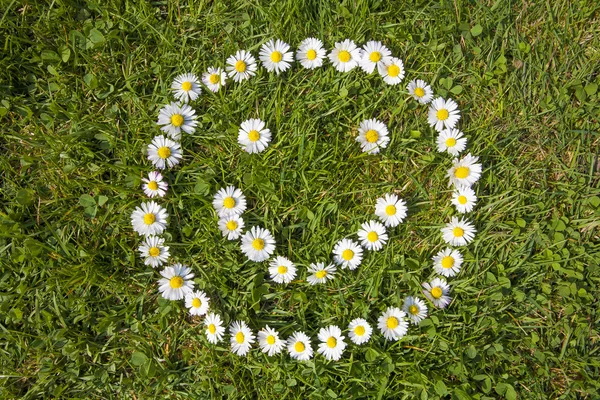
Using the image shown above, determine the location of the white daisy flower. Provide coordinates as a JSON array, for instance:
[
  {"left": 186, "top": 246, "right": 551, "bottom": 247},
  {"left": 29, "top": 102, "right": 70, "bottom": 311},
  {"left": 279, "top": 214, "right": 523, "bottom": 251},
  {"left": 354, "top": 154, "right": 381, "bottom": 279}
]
[
  {"left": 447, "top": 153, "right": 482, "bottom": 187},
  {"left": 240, "top": 226, "right": 276, "bottom": 262},
  {"left": 347, "top": 318, "right": 373, "bottom": 345},
  {"left": 317, "top": 325, "right": 346, "bottom": 361},
  {"left": 441, "top": 216, "right": 477, "bottom": 246},
  {"left": 432, "top": 248, "right": 464, "bottom": 277},
  {"left": 147, "top": 135, "right": 182, "bottom": 170},
  {"left": 296, "top": 37, "right": 326, "bottom": 69},
  {"left": 230, "top": 321, "right": 255, "bottom": 356},
  {"left": 226, "top": 50, "right": 257, "bottom": 82},
  {"left": 202, "top": 67, "right": 227, "bottom": 93},
  {"left": 157, "top": 102, "right": 198, "bottom": 140},
  {"left": 407, "top": 79, "right": 434, "bottom": 104},
  {"left": 437, "top": 128, "right": 467, "bottom": 156},
  {"left": 259, "top": 39, "right": 294, "bottom": 74},
  {"left": 217, "top": 214, "right": 245, "bottom": 240},
  {"left": 374, "top": 194, "right": 408, "bottom": 228},
  {"left": 137, "top": 235, "right": 170, "bottom": 268},
  {"left": 157, "top": 263, "right": 195, "bottom": 301},
  {"left": 422, "top": 278, "right": 452, "bottom": 308},
  {"left": 238, "top": 118, "right": 272, "bottom": 154},
  {"left": 287, "top": 331, "right": 313, "bottom": 361},
  {"left": 357, "top": 220, "right": 388, "bottom": 251},
  {"left": 328, "top": 39, "right": 361, "bottom": 73},
  {"left": 358, "top": 41, "right": 391, "bottom": 74},
  {"left": 402, "top": 296, "right": 428, "bottom": 325},
  {"left": 306, "top": 262, "right": 336, "bottom": 285},
  {"left": 142, "top": 171, "right": 168, "bottom": 198},
  {"left": 452, "top": 185, "right": 477, "bottom": 214},
  {"left": 333, "top": 238, "right": 363, "bottom": 270},
  {"left": 268, "top": 256, "right": 297, "bottom": 284},
  {"left": 205, "top": 313, "right": 225, "bottom": 344},
  {"left": 377, "top": 57, "right": 405, "bottom": 85},
  {"left": 377, "top": 307, "right": 408, "bottom": 341},
  {"left": 131, "top": 201, "right": 168, "bottom": 236},
  {"left": 212, "top": 186, "right": 247, "bottom": 218},
  {"left": 258, "top": 325, "right": 285, "bottom": 356},
  {"left": 356, "top": 118, "right": 390, "bottom": 154},
  {"left": 171, "top": 73, "right": 201, "bottom": 103},
  {"left": 428, "top": 97, "right": 461, "bottom": 132},
  {"left": 184, "top": 290, "right": 210, "bottom": 316}
]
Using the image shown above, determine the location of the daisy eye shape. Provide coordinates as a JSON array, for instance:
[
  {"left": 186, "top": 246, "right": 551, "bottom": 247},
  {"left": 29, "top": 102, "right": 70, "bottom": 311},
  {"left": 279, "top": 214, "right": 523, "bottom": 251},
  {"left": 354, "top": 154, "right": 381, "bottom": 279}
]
[
  {"left": 306, "top": 49, "right": 317, "bottom": 60},
  {"left": 414, "top": 87, "right": 425, "bottom": 97}
]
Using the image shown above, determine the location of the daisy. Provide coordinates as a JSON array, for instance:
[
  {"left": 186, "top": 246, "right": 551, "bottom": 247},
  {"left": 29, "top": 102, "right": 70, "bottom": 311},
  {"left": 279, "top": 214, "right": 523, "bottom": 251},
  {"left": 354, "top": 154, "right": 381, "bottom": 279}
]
[
  {"left": 131, "top": 201, "right": 168, "bottom": 236},
  {"left": 212, "top": 186, "right": 247, "bottom": 217},
  {"left": 268, "top": 256, "right": 297, "bottom": 284},
  {"left": 447, "top": 153, "right": 482, "bottom": 187},
  {"left": 358, "top": 41, "right": 391, "bottom": 74},
  {"left": 374, "top": 194, "right": 407, "bottom": 228},
  {"left": 157, "top": 263, "right": 195, "bottom": 300},
  {"left": 423, "top": 278, "right": 452, "bottom": 308},
  {"left": 137, "top": 235, "right": 170, "bottom": 268},
  {"left": 185, "top": 290, "right": 210, "bottom": 316},
  {"left": 317, "top": 325, "right": 346, "bottom": 361},
  {"left": 205, "top": 313, "right": 226, "bottom": 344},
  {"left": 230, "top": 321, "right": 255, "bottom": 356},
  {"left": 217, "top": 214, "right": 245, "bottom": 240},
  {"left": 407, "top": 79, "right": 434, "bottom": 104},
  {"left": 328, "top": 39, "right": 361, "bottom": 73},
  {"left": 226, "top": 50, "right": 257, "bottom": 82},
  {"left": 202, "top": 67, "right": 227, "bottom": 92},
  {"left": 259, "top": 39, "right": 294, "bottom": 74},
  {"left": 332, "top": 238, "right": 363, "bottom": 270},
  {"left": 437, "top": 128, "right": 467, "bottom": 156},
  {"left": 157, "top": 102, "right": 198, "bottom": 140},
  {"left": 240, "top": 226, "right": 276, "bottom": 262},
  {"left": 356, "top": 118, "right": 390, "bottom": 154},
  {"left": 432, "top": 248, "right": 464, "bottom": 277},
  {"left": 402, "top": 296, "right": 428, "bottom": 325},
  {"left": 377, "top": 307, "right": 409, "bottom": 341},
  {"left": 377, "top": 57, "right": 405, "bottom": 85},
  {"left": 296, "top": 37, "right": 326, "bottom": 69},
  {"left": 348, "top": 318, "right": 373, "bottom": 345},
  {"left": 287, "top": 331, "right": 313, "bottom": 361},
  {"left": 257, "top": 325, "right": 285, "bottom": 356},
  {"left": 306, "top": 262, "right": 336, "bottom": 285},
  {"left": 441, "top": 216, "right": 477, "bottom": 246},
  {"left": 428, "top": 97, "right": 461, "bottom": 132},
  {"left": 452, "top": 185, "right": 477, "bottom": 214},
  {"left": 357, "top": 220, "right": 388, "bottom": 251},
  {"left": 147, "top": 135, "right": 182, "bottom": 170},
  {"left": 171, "top": 73, "right": 201, "bottom": 103},
  {"left": 238, "top": 118, "right": 272, "bottom": 154},
  {"left": 142, "top": 171, "right": 168, "bottom": 198}
]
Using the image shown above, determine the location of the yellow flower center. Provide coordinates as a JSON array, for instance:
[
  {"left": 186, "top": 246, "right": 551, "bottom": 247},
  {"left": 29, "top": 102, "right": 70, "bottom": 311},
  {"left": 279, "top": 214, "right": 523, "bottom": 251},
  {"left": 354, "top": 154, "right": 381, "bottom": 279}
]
[
  {"left": 367, "top": 231, "right": 378, "bottom": 243},
  {"left": 170, "top": 114, "right": 184, "bottom": 127},
  {"left": 327, "top": 337, "right": 337, "bottom": 348},
  {"left": 385, "top": 205, "right": 396, "bottom": 216},
  {"left": 226, "top": 220, "right": 238, "bottom": 231},
  {"left": 431, "top": 287, "right": 443, "bottom": 299},
  {"left": 436, "top": 109, "right": 449, "bottom": 121},
  {"left": 453, "top": 227, "right": 464, "bottom": 237},
  {"left": 222, "top": 197, "right": 236, "bottom": 209},
  {"left": 267, "top": 335, "right": 276, "bottom": 345},
  {"left": 148, "top": 247, "right": 160, "bottom": 257},
  {"left": 252, "top": 238, "right": 265, "bottom": 250},
  {"left": 386, "top": 317, "right": 399, "bottom": 329},
  {"left": 441, "top": 256, "right": 455, "bottom": 269},
  {"left": 369, "top": 51, "right": 381, "bottom": 62},
  {"left": 445, "top": 138, "right": 457, "bottom": 147},
  {"left": 315, "top": 270, "right": 327, "bottom": 279},
  {"left": 208, "top": 324, "right": 216, "bottom": 334},
  {"left": 365, "top": 129, "right": 379, "bottom": 143},
  {"left": 294, "top": 341, "right": 305, "bottom": 352},
  {"left": 387, "top": 64, "right": 400, "bottom": 77},
  {"left": 342, "top": 249, "right": 354, "bottom": 261},
  {"left": 157, "top": 146, "right": 171, "bottom": 159},
  {"left": 235, "top": 332, "right": 245, "bottom": 344},
  {"left": 270, "top": 51, "right": 282, "bottom": 63},
  {"left": 209, "top": 74, "right": 220, "bottom": 84},
  {"left": 248, "top": 130, "right": 260, "bottom": 142},
  {"left": 181, "top": 81, "right": 192, "bottom": 91},
  {"left": 338, "top": 50, "right": 351, "bottom": 63},
  {"left": 235, "top": 60, "right": 246, "bottom": 72},
  {"left": 147, "top": 181, "right": 158, "bottom": 191},
  {"left": 409, "top": 305, "right": 419, "bottom": 315},
  {"left": 191, "top": 297, "right": 201, "bottom": 308},
  {"left": 454, "top": 166, "right": 469, "bottom": 179},
  {"left": 354, "top": 326, "right": 365, "bottom": 336},
  {"left": 143, "top": 213, "right": 156, "bottom": 225},
  {"left": 277, "top": 265, "right": 287, "bottom": 274},
  {"left": 458, "top": 195, "right": 468, "bottom": 205},
  {"left": 169, "top": 276, "right": 184, "bottom": 289},
  {"left": 414, "top": 87, "right": 425, "bottom": 97},
  {"left": 306, "top": 49, "right": 317, "bottom": 60}
]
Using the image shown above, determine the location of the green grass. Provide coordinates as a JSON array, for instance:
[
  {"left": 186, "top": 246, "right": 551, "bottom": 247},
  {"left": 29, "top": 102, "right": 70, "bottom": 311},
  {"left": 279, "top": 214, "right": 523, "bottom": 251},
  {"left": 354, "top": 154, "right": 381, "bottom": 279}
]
[{"left": 1, "top": 0, "right": 599, "bottom": 398}]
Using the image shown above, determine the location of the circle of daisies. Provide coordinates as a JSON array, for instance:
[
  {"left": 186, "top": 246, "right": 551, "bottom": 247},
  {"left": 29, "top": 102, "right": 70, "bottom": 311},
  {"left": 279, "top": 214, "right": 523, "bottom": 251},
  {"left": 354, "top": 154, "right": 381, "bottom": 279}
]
[{"left": 131, "top": 38, "right": 483, "bottom": 361}]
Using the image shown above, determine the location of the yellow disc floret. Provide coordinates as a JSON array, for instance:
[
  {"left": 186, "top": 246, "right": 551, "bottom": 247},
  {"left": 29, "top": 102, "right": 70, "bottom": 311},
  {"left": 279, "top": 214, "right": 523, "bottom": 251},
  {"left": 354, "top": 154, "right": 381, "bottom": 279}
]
[
  {"left": 169, "top": 276, "right": 184, "bottom": 289},
  {"left": 315, "top": 270, "right": 327, "bottom": 279},
  {"left": 191, "top": 297, "right": 201, "bottom": 308},
  {"left": 338, "top": 50, "right": 351, "bottom": 62},
  {"left": 277, "top": 265, "right": 287, "bottom": 274},
  {"left": 252, "top": 238, "right": 265, "bottom": 250},
  {"left": 248, "top": 130, "right": 260, "bottom": 142},
  {"left": 235, "top": 60, "right": 247, "bottom": 72},
  {"left": 270, "top": 51, "right": 282, "bottom": 63},
  {"left": 267, "top": 335, "right": 276, "bottom": 345},
  {"left": 170, "top": 114, "right": 184, "bottom": 127},
  {"left": 454, "top": 166, "right": 469, "bottom": 179},
  {"left": 294, "top": 341, "right": 305, "bottom": 352},
  {"left": 409, "top": 305, "right": 419, "bottom": 315},
  {"left": 327, "top": 337, "right": 337, "bottom": 348},
  {"left": 235, "top": 332, "right": 245, "bottom": 344},
  {"left": 306, "top": 49, "right": 317, "bottom": 60},
  {"left": 387, "top": 64, "right": 400, "bottom": 77},
  {"left": 445, "top": 138, "right": 457, "bottom": 147},
  {"left": 453, "top": 227, "right": 464, "bottom": 237},
  {"left": 147, "top": 181, "right": 158, "bottom": 191},
  {"left": 414, "top": 87, "right": 425, "bottom": 97},
  {"left": 431, "top": 287, "right": 443, "bottom": 299},
  {"left": 385, "top": 205, "right": 396, "bottom": 216},
  {"left": 181, "top": 81, "right": 192, "bottom": 91},
  {"left": 365, "top": 129, "right": 379, "bottom": 143},
  {"left": 441, "top": 256, "right": 455, "bottom": 269},
  {"left": 208, "top": 324, "right": 216, "bottom": 334},
  {"left": 369, "top": 51, "right": 381, "bottom": 62},
  {"left": 143, "top": 213, "right": 156, "bottom": 225},
  {"left": 157, "top": 146, "right": 171, "bottom": 159},
  {"left": 367, "top": 231, "right": 378, "bottom": 242},
  {"left": 457, "top": 195, "right": 468, "bottom": 205},
  {"left": 226, "top": 220, "right": 238, "bottom": 231},
  {"left": 223, "top": 197, "right": 236, "bottom": 209},
  {"left": 386, "top": 317, "right": 399, "bottom": 329},
  {"left": 209, "top": 74, "right": 220, "bottom": 84},
  {"left": 148, "top": 247, "right": 160, "bottom": 257},
  {"left": 436, "top": 109, "right": 449, "bottom": 121},
  {"left": 342, "top": 249, "right": 354, "bottom": 261},
  {"left": 354, "top": 326, "right": 365, "bottom": 336}
]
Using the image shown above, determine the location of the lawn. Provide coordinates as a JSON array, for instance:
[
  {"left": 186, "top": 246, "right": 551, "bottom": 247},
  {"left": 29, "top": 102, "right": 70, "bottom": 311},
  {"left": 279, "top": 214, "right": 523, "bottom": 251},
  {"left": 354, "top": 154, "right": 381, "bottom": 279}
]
[{"left": 1, "top": 0, "right": 599, "bottom": 399}]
